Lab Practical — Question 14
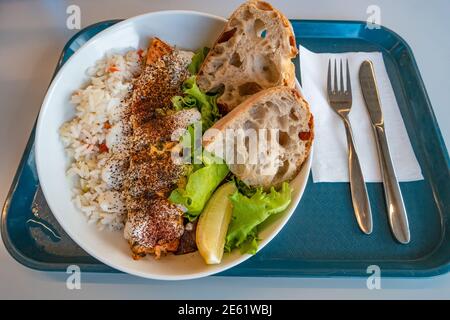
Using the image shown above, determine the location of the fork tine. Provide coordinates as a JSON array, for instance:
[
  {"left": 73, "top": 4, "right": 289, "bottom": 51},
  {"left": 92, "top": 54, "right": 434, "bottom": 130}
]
[
  {"left": 340, "top": 59, "right": 344, "bottom": 93},
  {"left": 333, "top": 59, "right": 338, "bottom": 92},
  {"left": 346, "top": 59, "right": 352, "bottom": 94},
  {"left": 327, "top": 59, "right": 332, "bottom": 95}
]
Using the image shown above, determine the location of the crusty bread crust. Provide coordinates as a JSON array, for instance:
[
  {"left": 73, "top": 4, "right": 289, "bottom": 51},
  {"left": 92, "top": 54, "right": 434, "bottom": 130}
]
[
  {"left": 203, "top": 86, "right": 314, "bottom": 188},
  {"left": 197, "top": 0, "right": 298, "bottom": 114}
]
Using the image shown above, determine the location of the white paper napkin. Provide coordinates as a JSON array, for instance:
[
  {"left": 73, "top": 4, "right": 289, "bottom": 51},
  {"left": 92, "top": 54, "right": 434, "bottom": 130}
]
[{"left": 299, "top": 45, "right": 423, "bottom": 183}]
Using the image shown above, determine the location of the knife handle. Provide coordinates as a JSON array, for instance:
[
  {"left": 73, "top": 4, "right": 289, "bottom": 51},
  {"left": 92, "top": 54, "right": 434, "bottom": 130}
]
[
  {"left": 343, "top": 117, "right": 373, "bottom": 235},
  {"left": 373, "top": 125, "right": 410, "bottom": 244}
]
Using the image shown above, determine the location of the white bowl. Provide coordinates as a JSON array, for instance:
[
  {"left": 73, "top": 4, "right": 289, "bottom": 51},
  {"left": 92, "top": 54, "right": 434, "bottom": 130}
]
[{"left": 35, "top": 10, "right": 312, "bottom": 280}]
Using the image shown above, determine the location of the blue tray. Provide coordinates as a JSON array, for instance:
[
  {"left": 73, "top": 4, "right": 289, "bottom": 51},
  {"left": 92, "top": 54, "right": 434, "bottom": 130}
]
[{"left": 2, "top": 20, "right": 449, "bottom": 277}]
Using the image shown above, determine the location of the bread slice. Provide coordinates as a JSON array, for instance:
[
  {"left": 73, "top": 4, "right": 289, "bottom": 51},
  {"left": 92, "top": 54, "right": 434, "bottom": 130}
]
[
  {"left": 197, "top": 0, "right": 298, "bottom": 114},
  {"left": 203, "top": 86, "right": 313, "bottom": 188}
]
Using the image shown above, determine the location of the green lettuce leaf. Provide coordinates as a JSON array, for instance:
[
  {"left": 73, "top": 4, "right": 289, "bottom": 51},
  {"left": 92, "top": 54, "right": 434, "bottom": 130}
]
[
  {"left": 168, "top": 48, "right": 223, "bottom": 220},
  {"left": 172, "top": 95, "right": 197, "bottom": 111},
  {"left": 183, "top": 76, "right": 220, "bottom": 130},
  {"left": 179, "top": 122, "right": 203, "bottom": 167},
  {"left": 225, "top": 182, "right": 292, "bottom": 254},
  {"left": 233, "top": 176, "right": 257, "bottom": 198},
  {"left": 188, "top": 47, "right": 210, "bottom": 74},
  {"left": 171, "top": 76, "right": 220, "bottom": 131},
  {"left": 169, "top": 153, "right": 229, "bottom": 220}
]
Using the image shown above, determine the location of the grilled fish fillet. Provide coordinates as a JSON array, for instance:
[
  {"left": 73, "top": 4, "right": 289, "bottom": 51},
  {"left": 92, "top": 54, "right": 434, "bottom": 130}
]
[
  {"left": 123, "top": 38, "right": 200, "bottom": 259},
  {"left": 124, "top": 196, "right": 184, "bottom": 259}
]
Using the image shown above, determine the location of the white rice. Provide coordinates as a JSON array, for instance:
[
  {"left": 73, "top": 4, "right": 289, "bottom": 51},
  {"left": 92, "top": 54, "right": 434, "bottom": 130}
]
[{"left": 59, "top": 49, "right": 143, "bottom": 230}]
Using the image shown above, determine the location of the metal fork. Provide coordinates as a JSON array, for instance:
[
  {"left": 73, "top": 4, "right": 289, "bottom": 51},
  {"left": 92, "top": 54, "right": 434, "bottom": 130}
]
[{"left": 327, "top": 59, "right": 373, "bottom": 234}]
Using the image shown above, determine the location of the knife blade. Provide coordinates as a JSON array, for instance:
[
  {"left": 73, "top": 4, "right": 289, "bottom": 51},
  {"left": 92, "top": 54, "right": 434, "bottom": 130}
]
[{"left": 359, "top": 60, "right": 411, "bottom": 244}]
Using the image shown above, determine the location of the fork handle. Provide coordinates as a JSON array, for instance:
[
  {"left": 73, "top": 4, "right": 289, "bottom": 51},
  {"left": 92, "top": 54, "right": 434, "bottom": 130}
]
[{"left": 343, "top": 117, "right": 373, "bottom": 234}]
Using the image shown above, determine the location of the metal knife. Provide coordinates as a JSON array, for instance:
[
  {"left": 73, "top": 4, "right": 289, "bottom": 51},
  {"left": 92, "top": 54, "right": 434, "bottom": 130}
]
[{"left": 359, "top": 60, "right": 411, "bottom": 244}]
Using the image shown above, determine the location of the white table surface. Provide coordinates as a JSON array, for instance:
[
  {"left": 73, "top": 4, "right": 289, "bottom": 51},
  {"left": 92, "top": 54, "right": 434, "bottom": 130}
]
[{"left": 0, "top": 0, "right": 449, "bottom": 299}]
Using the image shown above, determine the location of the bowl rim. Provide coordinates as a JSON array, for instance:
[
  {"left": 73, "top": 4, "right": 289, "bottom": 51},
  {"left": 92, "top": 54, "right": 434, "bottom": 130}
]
[{"left": 35, "top": 10, "right": 312, "bottom": 280}]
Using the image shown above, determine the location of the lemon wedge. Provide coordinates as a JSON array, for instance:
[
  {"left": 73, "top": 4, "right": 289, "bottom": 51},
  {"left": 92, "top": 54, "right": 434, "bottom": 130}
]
[{"left": 196, "top": 181, "right": 236, "bottom": 264}]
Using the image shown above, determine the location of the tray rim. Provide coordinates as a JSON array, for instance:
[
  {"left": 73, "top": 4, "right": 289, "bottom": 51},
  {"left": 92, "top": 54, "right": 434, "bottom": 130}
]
[{"left": 2, "top": 18, "right": 449, "bottom": 278}]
